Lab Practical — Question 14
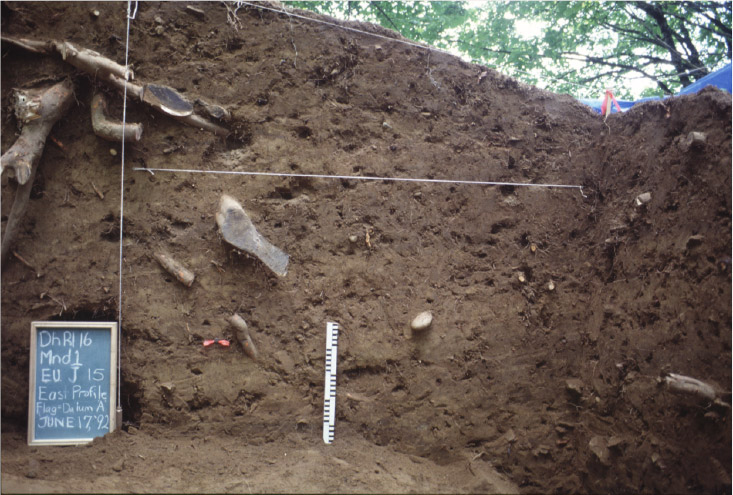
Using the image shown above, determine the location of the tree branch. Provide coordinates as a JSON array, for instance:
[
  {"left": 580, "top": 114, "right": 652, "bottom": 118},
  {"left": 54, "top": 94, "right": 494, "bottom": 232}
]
[
  {"left": 371, "top": 3, "right": 400, "bottom": 32},
  {"left": 618, "top": 3, "right": 700, "bottom": 66},
  {"left": 634, "top": 1, "right": 693, "bottom": 85},
  {"left": 677, "top": 22, "right": 707, "bottom": 77},
  {"left": 684, "top": 1, "right": 732, "bottom": 36},
  {"left": 665, "top": 8, "right": 731, "bottom": 39},
  {"left": 606, "top": 52, "right": 679, "bottom": 65},
  {"left": 680, "top": 2, "right": 732, "bottom": 59},
  {"left": 562, "top": 51, "right": 674, "bottom": 93},
  {"left": 622, "top": 3, "right": 665, "bottom": 39},
  {"left": 597, "top": 17, "right": 683, "bottom": 59},
  {"left": 574, "top": 69, "right": 624, "bottom": 85},
  {"left": 597, "top": 19, "right": 658, "bottom": 45}
]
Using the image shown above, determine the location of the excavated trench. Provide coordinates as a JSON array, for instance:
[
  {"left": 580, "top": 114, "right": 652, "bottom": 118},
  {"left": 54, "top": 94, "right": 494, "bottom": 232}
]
[{"left": 1, "top": 3, "right": 730, "bottom": 493}]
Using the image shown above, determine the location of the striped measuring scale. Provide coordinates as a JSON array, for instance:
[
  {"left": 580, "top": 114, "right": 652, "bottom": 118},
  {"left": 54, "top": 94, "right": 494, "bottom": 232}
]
[{"left": 323, "top": 322, "right": 339, "bottom": 444}]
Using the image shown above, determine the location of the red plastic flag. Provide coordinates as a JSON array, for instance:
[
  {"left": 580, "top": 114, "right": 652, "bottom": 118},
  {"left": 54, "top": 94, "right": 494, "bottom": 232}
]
[{"left": 601, "top": 89, "right": 622, "bottom": 120}]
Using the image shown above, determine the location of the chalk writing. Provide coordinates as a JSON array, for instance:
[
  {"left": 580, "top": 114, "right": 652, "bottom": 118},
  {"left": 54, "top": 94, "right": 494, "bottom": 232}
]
[{"left": 28, "top": 323, "right": 117, "bottom": 445}]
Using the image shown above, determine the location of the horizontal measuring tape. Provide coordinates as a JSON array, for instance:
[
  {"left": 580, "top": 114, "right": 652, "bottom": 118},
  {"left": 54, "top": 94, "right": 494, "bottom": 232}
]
[{"left": 323, "top": 321, "right": 339, "bottom": 444}]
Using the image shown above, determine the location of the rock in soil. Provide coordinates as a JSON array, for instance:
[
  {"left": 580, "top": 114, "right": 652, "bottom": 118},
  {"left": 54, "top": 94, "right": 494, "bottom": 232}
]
[{"left": 410, "top": 311, "right": 433, "bottom": 331}]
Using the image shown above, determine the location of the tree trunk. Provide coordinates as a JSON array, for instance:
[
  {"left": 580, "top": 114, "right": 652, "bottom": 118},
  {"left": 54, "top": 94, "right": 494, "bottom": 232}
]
[{"left": 634, "top": 2, "right": 694, "bottom": 87}]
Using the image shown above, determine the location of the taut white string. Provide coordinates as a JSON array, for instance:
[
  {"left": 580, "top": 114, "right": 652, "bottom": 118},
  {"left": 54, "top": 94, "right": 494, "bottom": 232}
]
[
  {"left": 131, "top": 167, "right": 586, "bottom": 197},
  {"left": 117, "top": 0, "right": 136, "bottom": 420}
]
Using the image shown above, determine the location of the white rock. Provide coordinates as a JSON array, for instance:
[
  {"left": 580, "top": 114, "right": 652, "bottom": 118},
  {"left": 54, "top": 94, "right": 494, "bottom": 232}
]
[
  {"left": 635, "top": 192, "right": 651, "bottom": 206},
  {"left": 685, "top": 131, "right": 706, "bottom": 149},
  {"left": 410, "top": 311, "right": 433, "bottom": 331},
  {"left": 160, "top": 382, "right": 175, "bottom": 393}
]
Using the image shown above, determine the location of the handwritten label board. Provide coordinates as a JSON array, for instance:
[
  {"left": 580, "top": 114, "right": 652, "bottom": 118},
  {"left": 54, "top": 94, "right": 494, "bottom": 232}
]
[{"left": 28, "top": 321, "right": 118, "bottom": 446}]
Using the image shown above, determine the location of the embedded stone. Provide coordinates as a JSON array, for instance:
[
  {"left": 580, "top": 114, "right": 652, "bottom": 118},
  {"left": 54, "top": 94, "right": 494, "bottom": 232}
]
[
  {"left": 589, "top": 436, "right": 611, "bottom": 466},
  {"left": 565, "top": 378, "right": 583, "bottom": 398},
  {"left": 410, "top": 311, "right": 433, "bottom": 331},
  {"left": 635, "top": 192, "right": 651, "bottom": 206}
]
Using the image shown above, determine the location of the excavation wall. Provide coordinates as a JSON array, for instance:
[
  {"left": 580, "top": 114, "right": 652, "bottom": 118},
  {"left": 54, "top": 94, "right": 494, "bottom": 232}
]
[{"left": 2, "top": 2, "right": 730, "bottom": 492}]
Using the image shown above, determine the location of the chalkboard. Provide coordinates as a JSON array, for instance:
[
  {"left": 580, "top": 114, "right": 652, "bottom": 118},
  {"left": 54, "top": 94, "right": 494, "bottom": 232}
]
[{"left": 28, "top": 321, "right": 118, "bottom": 446}]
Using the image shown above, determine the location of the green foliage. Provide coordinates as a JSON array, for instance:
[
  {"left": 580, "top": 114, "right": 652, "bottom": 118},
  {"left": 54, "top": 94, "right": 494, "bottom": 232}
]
[{"left": 285, "top": 1, "right": 731, "bottom": 100}]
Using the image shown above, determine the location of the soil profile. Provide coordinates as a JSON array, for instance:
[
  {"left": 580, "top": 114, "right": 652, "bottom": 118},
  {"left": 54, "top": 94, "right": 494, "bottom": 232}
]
[{"left": 1, "top": 2, "right": 731, "bottom": 493}]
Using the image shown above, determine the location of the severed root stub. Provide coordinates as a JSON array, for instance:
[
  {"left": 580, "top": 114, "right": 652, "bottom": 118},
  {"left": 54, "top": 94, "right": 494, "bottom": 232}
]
[
  {"left": 664, "top": 373, "right": 717, "bottom": 402},
  {"left": 91, "top": 93, "right": 143, "bottom": 142},
  {"left": 228, "top": 313, "right": 258, "bottom": 359},
  {"left": 154, "top": 252, "right": 195, "bottom": 287},
  {"left": 216, "top": 194, "right": 289, "bottom": 277}
]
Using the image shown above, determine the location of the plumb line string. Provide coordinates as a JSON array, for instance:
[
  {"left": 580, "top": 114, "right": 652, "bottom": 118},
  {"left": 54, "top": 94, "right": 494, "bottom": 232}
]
[{"left": 117, "top": 0, "right": 137, "bottom": 422}]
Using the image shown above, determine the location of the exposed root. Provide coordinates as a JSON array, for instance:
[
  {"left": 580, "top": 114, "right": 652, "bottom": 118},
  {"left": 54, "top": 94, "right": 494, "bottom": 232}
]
[
  {"left": 2, "top": 35, "right": 229, "bottom": 138},
  {"left": 91, "top": 92, "right": 143, "bottom": 142},
  {"left": 664, "top": 373, "right": 717, "bottom": 402},
  {"left": 1, "top": 80, "right": 75, "bottom": 265}
]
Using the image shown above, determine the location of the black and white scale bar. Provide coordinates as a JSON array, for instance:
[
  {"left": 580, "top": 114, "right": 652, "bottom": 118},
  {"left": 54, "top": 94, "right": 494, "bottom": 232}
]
[{"left": 323, "top": 322, "right": 339, "bottom": 444}]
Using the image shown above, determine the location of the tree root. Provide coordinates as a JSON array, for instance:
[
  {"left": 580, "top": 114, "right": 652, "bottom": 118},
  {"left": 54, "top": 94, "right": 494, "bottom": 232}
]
[
  {"left": 91, "top": 93, "right": 143, "bottom": 142},
  {"left": 0, "top": 37, "right": 131, "bottom": 80},
  {"left": 664, "top": 373, "right": 717, "bottom": 401},
  {"left": 153, "top": 252, "right": 195, "bottom": 287},
  {"left": 1, "top": 80, "right": 75, "bottom": 265},
  {"left": 2, "top": 35, "right": 229, "bottom": 137}
]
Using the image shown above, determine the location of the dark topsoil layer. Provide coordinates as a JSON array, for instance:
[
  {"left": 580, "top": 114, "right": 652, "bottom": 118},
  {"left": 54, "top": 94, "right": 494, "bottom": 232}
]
[{"left": 1, "top": 2, "right": 731, "bottom": 493}]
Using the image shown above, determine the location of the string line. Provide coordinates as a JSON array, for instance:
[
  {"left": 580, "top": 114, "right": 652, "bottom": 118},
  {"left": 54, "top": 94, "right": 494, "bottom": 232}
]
[
  {"left": 132, "top": 167, "right": 586, "bottom": 196},
  {"left": 117, "top": 0, "right": 136, "bottom": 419}
]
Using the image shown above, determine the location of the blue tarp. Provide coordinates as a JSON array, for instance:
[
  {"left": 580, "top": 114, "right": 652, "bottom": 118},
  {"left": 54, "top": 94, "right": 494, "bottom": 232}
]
[{"left": 579, "top": 62, "right": 732, "bottom": 114}]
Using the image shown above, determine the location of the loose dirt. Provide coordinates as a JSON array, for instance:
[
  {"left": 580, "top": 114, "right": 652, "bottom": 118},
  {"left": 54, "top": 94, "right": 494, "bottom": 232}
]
[{"left": 2, "top": 2, "right": 730, "bottom": 493}]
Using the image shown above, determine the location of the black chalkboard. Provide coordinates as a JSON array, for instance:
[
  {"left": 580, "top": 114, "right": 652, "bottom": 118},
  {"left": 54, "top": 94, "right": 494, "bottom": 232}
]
[{"left": 28, "top": 321, "right": 118, "bottom": 445}]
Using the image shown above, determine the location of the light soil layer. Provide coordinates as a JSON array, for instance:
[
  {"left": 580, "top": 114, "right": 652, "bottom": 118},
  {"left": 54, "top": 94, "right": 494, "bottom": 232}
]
[{"left": 2, "top": 2, "right": 731, "bottom": 493}]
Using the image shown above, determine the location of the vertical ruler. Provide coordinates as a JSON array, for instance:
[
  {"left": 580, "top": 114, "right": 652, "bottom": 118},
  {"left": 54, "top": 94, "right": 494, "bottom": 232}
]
[{"left": 323, "top": 321, "right": 339, "bottom": 444}]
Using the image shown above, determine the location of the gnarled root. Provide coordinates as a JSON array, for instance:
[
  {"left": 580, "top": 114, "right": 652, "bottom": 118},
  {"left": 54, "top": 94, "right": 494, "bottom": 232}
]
[
  {"left": 3, "top": 36, "right": 229, "bottom": 138},
  {"left": 1, "top": 80, "right": 74, "bottom": 265},
  {"left": 91, "top": 93, "right": 143, "bottom": 142}
]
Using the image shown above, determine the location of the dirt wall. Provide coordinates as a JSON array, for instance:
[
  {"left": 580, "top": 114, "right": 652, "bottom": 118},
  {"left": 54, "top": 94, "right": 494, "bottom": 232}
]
[{"left": 2, "top": 2, "right": 731, "bottom": 493}]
